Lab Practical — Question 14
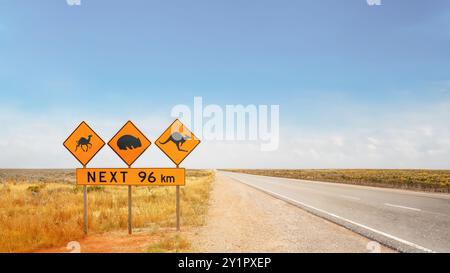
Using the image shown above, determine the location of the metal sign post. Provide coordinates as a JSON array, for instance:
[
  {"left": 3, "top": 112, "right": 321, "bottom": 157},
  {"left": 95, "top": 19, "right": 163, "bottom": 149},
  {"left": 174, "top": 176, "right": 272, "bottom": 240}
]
[
  {"left": 128, "top": 165, "right": 132, "bottom": 235},
  {"left": 155, "top": 119, "right": 201, "bottom": 232},
  {"left": 75, "top": 167, "right": 186, "bottom": 234},
  {"left": 83, "top": 165, "right": 88, "bottom": 235},
  {"left": 83, "top": 184, "right": 88, "bottom": 234},
  {"left": 176, "top": 185, "right": 180, "bottom": 231},
  {"left": 63, "top": 121, "right": 105, "bottom": 236},
  {"left": 176, "top": 165, "right": 180, "bottom": 232},
  {"left": 128, "top": 184, "right": 132, "bottom": 235},
  {"left": 107, "top": 121, "right": 152, "bottom": 235}
]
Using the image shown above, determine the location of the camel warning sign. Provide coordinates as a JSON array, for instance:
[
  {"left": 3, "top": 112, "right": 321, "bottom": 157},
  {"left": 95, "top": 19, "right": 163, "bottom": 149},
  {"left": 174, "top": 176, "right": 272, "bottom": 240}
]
[
  {"left": 156, "top": 119, "right": 201, "bottom": 166},
  {"left": 63, "top": 121, "right": 105, "bottom": 166},
  {"left": 108, "top": 121, "right": 151, "bottom": 167}
]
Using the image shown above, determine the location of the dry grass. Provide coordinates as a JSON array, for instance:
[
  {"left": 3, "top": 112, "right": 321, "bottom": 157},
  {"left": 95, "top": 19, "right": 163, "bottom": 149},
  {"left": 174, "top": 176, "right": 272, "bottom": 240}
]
[
  {"left": 147, "top": 234, "right": 191, "bottom": 253},
  {"left": 0, "top": 169, "right": 214, "bottom": 253},
  {"left": 225, "top": 169, "right": 450, "bottom": 193}
]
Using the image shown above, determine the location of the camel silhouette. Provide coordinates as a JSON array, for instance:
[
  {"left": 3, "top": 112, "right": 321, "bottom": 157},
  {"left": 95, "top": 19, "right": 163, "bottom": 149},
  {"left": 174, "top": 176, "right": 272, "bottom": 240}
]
[
  {"left": 159, "top": 132, "right": 191, "bottom": 152},
  {"left": 75, "top": 135, "right": 92, "bottom": 152}
]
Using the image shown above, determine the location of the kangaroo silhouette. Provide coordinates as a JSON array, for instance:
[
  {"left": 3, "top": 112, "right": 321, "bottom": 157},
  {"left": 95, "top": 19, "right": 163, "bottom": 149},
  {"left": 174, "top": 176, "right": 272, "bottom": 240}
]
[
  {"left": 75, "top": 135, "right": 92, "bottom": 152},
  {"left": 159, "top": 132, "right": 191, "bottom": 152},
  {"left": 117, "top": 135, "right": 142, "bottom": 150}
]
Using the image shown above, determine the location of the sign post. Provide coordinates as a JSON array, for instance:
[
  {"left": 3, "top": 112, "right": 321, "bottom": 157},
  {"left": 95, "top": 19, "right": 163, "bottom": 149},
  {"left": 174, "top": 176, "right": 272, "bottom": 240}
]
[
  {"left": 128, "top": 184, "right": 132, "bottom": 234},
  {"left": 76, "top": 167, "right": 185, "bottom": 231},
  {"left": 63, "top": 121, "right": 105, "bottom": 235},
  {"left": 65, "top": 119, "right": 198, "bottom": 236},
  {"left": 83, "top": 168, "right": 88, "bottom": 235},
  {"left": 176, "top": 185, "right": 180, "bottom": 231},
  {"left": 83, "top": 187, "right": 88, "bottom": 233},
  {"left": 156, "top": 119, "right": 201, "bottom": 232},
  {"left": 108, "top": 121, "right": 152, "bottom": 235}
]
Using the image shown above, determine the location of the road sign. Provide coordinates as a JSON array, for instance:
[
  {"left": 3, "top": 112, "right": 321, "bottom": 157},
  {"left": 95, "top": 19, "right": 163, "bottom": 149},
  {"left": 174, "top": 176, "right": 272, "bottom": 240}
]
[
  {"left": 63, "top": 121, "right": 105, "bottom": 166},
  {"left": 156, "top": 119, "right": 201, "bottom": 166},
  {"left": 108, "top": 121, "right": 151, "bottom": 167},
  {"left": 76, "top": 168, "right": 185, "bottom": 186},
  {"left": 65, "top": 119, "right": 192, "bottom": 235}
]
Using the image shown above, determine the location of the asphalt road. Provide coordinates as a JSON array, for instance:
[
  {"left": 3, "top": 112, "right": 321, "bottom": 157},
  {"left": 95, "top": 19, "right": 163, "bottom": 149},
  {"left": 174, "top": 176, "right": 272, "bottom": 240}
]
[{"left": 221, "top": 171, "right": 450, "bottom": 253}]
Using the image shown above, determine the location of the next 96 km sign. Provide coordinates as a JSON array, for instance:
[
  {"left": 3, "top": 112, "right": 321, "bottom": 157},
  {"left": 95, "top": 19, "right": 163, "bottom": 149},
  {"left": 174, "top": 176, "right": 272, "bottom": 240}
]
[
  {"left": 76, "top": 168, "right": 185, "bottom": 186},
  {"left": 64, "top": 119, "right": 199, "bottom": 235}
]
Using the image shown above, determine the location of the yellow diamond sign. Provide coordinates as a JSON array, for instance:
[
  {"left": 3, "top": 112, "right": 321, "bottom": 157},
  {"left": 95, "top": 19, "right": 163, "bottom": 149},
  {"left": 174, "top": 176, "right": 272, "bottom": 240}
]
[
  {"left": 63, "top": 121, "right": 105, "bottom": 166},
  {"left": 156, "top": 119, "right": 201, "bottom": 166},
  {"left": 108, "top": 121, "right": 151, "bottom": 167}
]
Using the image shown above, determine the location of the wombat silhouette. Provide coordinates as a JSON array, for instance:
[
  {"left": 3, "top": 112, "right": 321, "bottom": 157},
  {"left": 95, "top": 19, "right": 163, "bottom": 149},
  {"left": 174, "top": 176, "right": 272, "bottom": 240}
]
[
  {"left": 75, "top": 135, "right": 92, "bottom": 152},
  {"left": 159, "top": 132, "right": 191, "bottom": 152},
  {"left": 117, "top": 135, "right": 142, "bottom": 150}
]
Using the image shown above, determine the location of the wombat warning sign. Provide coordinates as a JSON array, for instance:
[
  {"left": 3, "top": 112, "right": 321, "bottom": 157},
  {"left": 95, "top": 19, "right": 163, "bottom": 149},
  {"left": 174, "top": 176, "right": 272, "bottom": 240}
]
[{"left": 108, "top": 121, "right": 151, "bottom": 167}]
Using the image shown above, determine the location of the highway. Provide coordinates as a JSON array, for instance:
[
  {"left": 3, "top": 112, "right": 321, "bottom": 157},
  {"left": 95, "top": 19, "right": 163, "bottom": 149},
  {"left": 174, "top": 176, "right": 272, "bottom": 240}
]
[{"left": 221, "top": 171, "right": 450, "bottom": 253}]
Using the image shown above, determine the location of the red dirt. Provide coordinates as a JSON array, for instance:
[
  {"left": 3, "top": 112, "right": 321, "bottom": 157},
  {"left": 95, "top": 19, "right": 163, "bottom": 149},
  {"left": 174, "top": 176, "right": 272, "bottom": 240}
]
[{"left": 35, "top": 229, "right": 179, "bottom": 253}]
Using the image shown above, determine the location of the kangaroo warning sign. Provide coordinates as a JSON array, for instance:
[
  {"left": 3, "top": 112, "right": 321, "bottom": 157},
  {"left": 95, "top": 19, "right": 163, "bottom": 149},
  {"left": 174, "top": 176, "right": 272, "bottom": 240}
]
[
  {"left": 76, "top": 168, "right": 185, "bottom": 186},
  {"left": 63, "top": 121, "right": 105, "bottom": 166},
  {"left": 108, "top": 121, "right": 151, "bottom": 166},
  {"left": 156, "top": 119, "right": 201, "bottom": 166}
]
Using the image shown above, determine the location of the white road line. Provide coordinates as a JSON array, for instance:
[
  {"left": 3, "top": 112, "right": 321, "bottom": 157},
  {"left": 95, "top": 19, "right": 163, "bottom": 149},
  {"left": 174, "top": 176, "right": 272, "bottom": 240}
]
[
  {"left": 339, "top": 195, "right": 361, "bottom": 201},
  {"left": 384, "top": 203, "right": 422, "bottom": 212},
  {"left": 226, "top": 174, "right": 434, "bottom": 253}
]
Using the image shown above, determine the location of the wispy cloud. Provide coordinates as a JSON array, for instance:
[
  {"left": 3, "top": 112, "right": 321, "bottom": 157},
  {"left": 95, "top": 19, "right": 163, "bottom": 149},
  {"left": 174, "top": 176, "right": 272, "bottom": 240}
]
[{"left": 279, "top": 102, "right": 450, "bottom": 169}]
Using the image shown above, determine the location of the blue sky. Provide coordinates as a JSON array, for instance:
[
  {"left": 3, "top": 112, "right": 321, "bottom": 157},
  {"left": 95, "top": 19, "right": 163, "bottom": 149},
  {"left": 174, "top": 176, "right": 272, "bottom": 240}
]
[{"left": 0, "top": 0, "right": 449, "bottom": 168}]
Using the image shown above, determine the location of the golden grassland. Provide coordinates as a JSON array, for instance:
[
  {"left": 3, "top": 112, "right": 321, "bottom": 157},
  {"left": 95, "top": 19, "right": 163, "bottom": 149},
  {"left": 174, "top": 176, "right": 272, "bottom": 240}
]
[
  {"left": 0, "top": 169, "right": 214, "bottom": 253},
  {"left": 226, "top": 169, "right": 450, "bottom": 193},
  {"left": 146, "top": 234, "right": 191, "bottom": 253}
]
